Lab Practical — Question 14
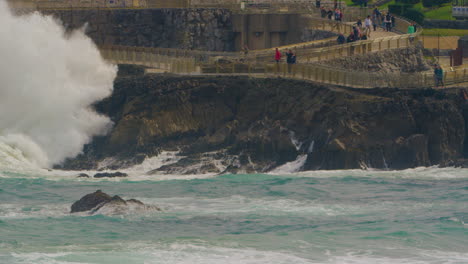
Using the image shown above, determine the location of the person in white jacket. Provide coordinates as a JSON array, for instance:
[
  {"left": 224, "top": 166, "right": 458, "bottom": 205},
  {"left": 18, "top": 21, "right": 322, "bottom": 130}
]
[{"left": 364, "top": 15, "right": 372, "bottom": 38}]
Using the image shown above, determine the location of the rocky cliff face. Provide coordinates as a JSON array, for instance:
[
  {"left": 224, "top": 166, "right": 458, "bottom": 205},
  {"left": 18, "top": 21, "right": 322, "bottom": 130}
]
[
  {"left": 43, "top": 9, "right": 234, "bottom": 51},
  {"left": 321, "top": 44, "right": 431, "bottom": 73},
  {"left": 60, "top": 70, "right": 468, "bottom": 173}
]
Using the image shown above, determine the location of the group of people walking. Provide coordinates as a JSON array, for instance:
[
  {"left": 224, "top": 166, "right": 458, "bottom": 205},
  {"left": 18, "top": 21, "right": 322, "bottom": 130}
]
[{"left": 333, "top": 7, "right": 399, "bottom": 45}]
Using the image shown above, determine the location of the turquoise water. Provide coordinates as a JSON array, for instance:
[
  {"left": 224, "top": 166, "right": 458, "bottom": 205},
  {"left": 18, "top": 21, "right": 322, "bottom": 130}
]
[{"left": 0, "top": 169, "right": 467, "bottom": 264}]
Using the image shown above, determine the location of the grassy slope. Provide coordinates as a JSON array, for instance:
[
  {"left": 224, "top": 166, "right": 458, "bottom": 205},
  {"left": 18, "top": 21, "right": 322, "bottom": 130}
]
[
  {"left": 424, "top": 4, "right": 454, "bottom": 20},
  {"left": 372, "top": 1, "right": 461, "bottom": 36},
  {"left": 376, "top": 1, "right": 455, "bottom": 20}
]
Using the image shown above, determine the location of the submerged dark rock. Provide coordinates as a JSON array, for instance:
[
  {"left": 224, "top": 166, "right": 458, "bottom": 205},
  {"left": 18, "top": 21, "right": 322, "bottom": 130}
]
[
  {"left": 93, "top": 172, "right": 128, "bottom": 178},
  {"left": 70, "top": 190, "right": 112, "bottom": 213},
  {"left": 70, "top": 190, "right": 160, "bottom": 214},
  {"left": 441, "top": 159, "right": 468, "bottom": 168},
  {"left": 61, "top": 74, "right": 468, "bottom": 172}
]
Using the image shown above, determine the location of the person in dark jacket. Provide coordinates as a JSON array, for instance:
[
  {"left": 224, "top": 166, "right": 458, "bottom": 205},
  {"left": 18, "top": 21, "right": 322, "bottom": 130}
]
[
  {"left": 327, "top": 9, "right": 333, "bottom": 20},
  {"left": 353, "top": 26, "right": 360, "bottom": 41},
  {"left": 337, "top": 33, "right": 345, "bottom": 44},
  {"left": 434, "top": 65, "right": 444, "bottom": 88},
  {"left": 384, "top": 13, "right": 392, "bottom": 32},
  {"left": 286, "top": 49, "right": 295, "bottom": 73},
  {"left": 320, "top": 7, "right": 327, "bottom": 18}
]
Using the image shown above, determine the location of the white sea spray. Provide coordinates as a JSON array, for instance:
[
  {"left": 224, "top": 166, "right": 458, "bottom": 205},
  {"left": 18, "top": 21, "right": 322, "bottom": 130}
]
[{"left": 0, "top": 2, "right": 116, "bottom": 168}]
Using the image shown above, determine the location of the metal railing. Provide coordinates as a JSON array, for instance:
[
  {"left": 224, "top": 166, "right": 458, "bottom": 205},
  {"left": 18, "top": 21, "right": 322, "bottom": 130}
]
[
  {"left": 11, "top": 0, "right": 453, "bottom": 89},
  {"left": 99, "top": 46, "right": 199, "bottom": 73},
  {"left": 98, "top": 40, "right": 467, "bottom": 89}
]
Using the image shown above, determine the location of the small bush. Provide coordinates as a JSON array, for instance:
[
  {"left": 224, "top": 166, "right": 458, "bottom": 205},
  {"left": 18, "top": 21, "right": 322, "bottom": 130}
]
[
  {"left": 388, "top": 3, "right": 412, "bottom": 15},
  {"left": 402, "top": 8, "right": 425, "bottom": 24}
]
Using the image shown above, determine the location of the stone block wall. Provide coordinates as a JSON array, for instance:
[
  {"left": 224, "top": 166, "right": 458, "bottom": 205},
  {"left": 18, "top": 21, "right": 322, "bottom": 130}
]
[{"left": 43, "top": 9, "right": 235, "bottom": 51}]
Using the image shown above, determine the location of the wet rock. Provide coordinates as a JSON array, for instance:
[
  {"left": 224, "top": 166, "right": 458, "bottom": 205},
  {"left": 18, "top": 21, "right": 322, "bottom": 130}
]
[
  {"left": 77, "top": 173, "right": 90, "bottom": 178},
  {"left": 61, "top": 76, "right": 468, "bottom": 172},
  {"left": 70, "top": 190, "right": 112, "bottom": 213},
  {"left": 441, "top": 159, "right": 468, "bottom": 168},
  {"left": 71, "top": 190, "right": 160, "bottom": 214},
  {"left": 93, "top": 172, "right": 128, "bottom": 178}
]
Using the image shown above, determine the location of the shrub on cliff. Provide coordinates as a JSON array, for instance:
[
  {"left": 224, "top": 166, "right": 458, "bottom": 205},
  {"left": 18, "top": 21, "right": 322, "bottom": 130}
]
[
  {"left": 402, "top": 8, "right": 425, "bottom": 25},
  {"left": 389, "top": 4, "right": 425, "bottom": 25},
  {"left": 389, "top": 3, "right": 412, "bottom": 15}
]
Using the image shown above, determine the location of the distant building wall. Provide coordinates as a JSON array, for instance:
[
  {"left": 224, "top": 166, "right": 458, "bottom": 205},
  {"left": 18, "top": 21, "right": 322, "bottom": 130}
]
[{"left": 232, "top": 13, "right": 308, "bottom": 50}]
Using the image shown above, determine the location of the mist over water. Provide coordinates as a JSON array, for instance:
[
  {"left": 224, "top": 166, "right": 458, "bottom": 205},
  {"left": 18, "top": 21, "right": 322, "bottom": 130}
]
[{"left": 0, "top": 2, "right": 116, "bottom": 168}]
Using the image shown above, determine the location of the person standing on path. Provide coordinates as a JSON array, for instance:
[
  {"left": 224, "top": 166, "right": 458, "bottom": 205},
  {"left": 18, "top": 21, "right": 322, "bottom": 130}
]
[
  {"left": 364, "top": 15, "right": 372, "bottom": 38},
  {"left": 320, "top": 7, "right": 327, "bottom": 18},
  {"left": 407, "top": 23, "right": 415, "bottom": 42},
  {"left": 286, "top": 49, "right": 295, "bottom": 73},
  {"left": 384, "top": 13, "right": 392, "bottom": 32},
  {"left": 275, "top": 48, "right": 282, "bottom": 73},
  {"left": 275, "top": 48, "right": 281, "bottom": 63},
  {"left": 435, "top": 65, "right": 445, "bottom": 88},
  {"left": 327, "top": 9, "right": 333, "bottom": 20}
]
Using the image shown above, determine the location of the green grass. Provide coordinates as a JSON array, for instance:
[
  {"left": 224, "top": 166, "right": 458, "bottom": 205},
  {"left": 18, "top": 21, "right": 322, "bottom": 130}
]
[
  {"left": 375, "top": 1, "right": 456, "bottom": 20},
  {"left": 344, "top": 0, "right": 377, "bottom": 6},
  {"left": 424, "top": 4, "right": 455, "bottom": 20},
  {"left": 379, "top": 0, "right": 395, "bottom": 9},
  {"left": 422, "top": 28, "right": 468, "bottom": 36}
]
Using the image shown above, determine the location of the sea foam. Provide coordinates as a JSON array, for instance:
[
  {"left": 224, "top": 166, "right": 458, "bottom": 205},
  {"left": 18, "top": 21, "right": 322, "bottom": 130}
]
[{"left": 0, "top": 2, "right": 116, "bottom": 168}]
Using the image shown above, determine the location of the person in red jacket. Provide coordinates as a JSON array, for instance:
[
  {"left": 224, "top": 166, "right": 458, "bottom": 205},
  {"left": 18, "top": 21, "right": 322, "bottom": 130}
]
[{"left": 275, "top": 48, "right": 282, "bottom": 63}]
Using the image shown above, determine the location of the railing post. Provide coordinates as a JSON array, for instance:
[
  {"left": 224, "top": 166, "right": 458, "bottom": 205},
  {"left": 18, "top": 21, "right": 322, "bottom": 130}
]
[
  {"left": 342, "top": 71, "right": 346, "bottom": 86},
  {"left": 444, "top": 72, "right": 447, "bottom": 88}
]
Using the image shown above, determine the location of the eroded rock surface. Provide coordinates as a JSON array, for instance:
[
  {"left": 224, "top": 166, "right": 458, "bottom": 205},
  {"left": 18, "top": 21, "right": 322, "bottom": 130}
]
[
  {"left": 321, "top": 44, "right": 431, "bottom": 73},
  {"left": 60, "top": 73, "right": 468, "bottom": 173}
]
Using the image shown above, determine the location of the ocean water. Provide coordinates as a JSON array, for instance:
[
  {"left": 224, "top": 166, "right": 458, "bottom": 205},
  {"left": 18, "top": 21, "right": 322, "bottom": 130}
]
[
  {"left": 1, "top": 167, "right": 467, "bottom": 264},
  {"left": 1, "top": 2, "right": 467, "bottom": 263}
]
